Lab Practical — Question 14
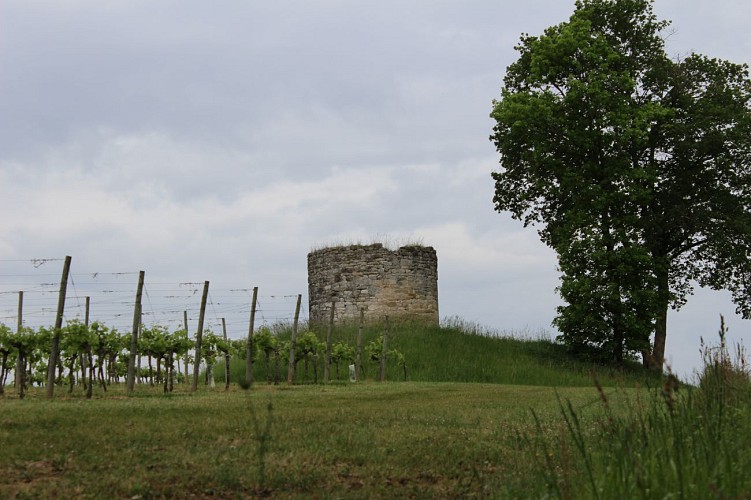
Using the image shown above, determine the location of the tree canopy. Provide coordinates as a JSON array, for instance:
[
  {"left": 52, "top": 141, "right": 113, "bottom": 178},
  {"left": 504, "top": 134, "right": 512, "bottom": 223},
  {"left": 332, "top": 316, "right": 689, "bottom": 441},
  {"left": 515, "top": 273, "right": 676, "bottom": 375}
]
[{"left": 491, "top": 0, "right": 751, "bottom": 367}]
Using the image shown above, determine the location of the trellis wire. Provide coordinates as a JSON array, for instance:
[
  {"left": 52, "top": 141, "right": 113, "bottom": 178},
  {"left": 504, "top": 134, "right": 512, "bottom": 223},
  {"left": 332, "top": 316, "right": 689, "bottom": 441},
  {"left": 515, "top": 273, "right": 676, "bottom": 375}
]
[{"left": 0, "top": 258, "right": 308, "bottom": 340}]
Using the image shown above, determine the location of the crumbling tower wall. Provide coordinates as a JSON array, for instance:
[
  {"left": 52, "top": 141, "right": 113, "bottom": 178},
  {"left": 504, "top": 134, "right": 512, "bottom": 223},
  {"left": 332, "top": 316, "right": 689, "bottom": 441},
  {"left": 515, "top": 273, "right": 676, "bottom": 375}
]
[{"left": 307, "top": 244, "right": 438, "bottom": 325}]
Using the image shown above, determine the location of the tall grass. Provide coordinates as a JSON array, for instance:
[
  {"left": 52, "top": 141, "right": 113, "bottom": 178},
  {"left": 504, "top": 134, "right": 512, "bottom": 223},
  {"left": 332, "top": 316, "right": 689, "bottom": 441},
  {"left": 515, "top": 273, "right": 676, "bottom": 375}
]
[
  {"left": 528, "top": 316, "right": 751, "bottom": 498},
  {"left": 309, "top": 234, "right": 426, "bottom": 252}
]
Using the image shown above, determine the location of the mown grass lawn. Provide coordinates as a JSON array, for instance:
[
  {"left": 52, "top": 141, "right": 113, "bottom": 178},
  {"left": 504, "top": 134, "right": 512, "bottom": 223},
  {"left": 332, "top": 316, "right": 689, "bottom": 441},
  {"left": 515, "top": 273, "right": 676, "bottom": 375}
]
[{"left": 0, "top": 381, "right": 629, "bottom": 498}]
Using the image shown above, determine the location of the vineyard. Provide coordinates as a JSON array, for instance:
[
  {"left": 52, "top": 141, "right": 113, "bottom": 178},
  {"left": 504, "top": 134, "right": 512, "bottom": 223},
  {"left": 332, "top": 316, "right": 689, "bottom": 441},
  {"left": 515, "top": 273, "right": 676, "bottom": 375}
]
[
  {"left": 11, "top": 256, "right": 738, "bottom": 498},
  {"left": 0, "top": 256, "right": 406, "bottom": 400}
]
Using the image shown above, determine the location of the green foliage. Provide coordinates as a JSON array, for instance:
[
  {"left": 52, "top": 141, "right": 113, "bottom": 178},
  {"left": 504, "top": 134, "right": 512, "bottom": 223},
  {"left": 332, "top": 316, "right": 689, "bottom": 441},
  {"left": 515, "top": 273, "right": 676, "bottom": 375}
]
[
  {"left": 0, "top": 323, "right": 12, "bottom": 350},
  {"left": 554, "top": 237, "right": 656, "bottom": 363},
  {"left": 230, "top": 338, "right": 247, "bottom": 359},
  {"left": 253, "top": 327, "right": 275, "bottom": 358},
  {"left": 0, "top": 324, "right": 14, "bottom": 393},
  {"left": 61, "top": 320, "right": 95, "bottom": 356},
  {"left": 200, "top": 331, "right": 220, "bottom": 366},
  {"left": 3, "top": 324, "right": 38, "bottom": 357},
  {"left": 331, "top": 341, "right": 354, "bottom": 366},
  {"left": 167, "top": 328, "right": 193, "bottom": 359},
  {"left": 294, "top": 331, "right": 320, "bottom": 357},
  {"left": 139, "top": 325, "right": 170, "bottom": 359},
  {"left": 491, "top": 0, "right": 751, "bottom": 365}
]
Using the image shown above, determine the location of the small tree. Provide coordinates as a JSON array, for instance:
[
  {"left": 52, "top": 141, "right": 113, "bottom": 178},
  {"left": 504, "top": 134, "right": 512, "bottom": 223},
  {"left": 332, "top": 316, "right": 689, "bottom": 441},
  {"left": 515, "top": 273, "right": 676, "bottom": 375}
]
[
  {"left": 31, "top": 327, "right": 53, "bottom": 387},
  {"left": 201, "top": 331, "right": 220, "bottom": 387},
  {"left": 254, "top": 327, "right": 276, "bottom": 384},
  {"left": 101, "top": 327, "right": 126, "bottom": 384},
  {"left": 213, "top": 333, "right": 234, "bottom": 390},
  {"left": 61, "top": 320, "right": 96, "bottom": 395},
  {"left": 295, "top": 331, "right": 323, "bottom": 383},
  {"left": 0, "top": 324, "right": 13, "bottom": 395},
  {"left": 330, "top": 341, "right": 355, "bottom": 380},
  {"left": 365, "top": 336, "right": 405, "bottom": 381},
  {"left": 142, "top": 325, "right": 177, "bottom": 386}
]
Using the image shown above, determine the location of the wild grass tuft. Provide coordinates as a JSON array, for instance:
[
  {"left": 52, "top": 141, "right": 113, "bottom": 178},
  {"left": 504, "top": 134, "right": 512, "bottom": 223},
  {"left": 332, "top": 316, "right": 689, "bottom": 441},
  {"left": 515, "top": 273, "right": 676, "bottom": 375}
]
[
  {"left": 309, "top": 233, "right": 426, "bottom": 252},
  {"left": 697, "top": 315, "right": 750, "bottom": 411},
  {"left": 525, "top": 316, "right": 751, "bottom": 498}
]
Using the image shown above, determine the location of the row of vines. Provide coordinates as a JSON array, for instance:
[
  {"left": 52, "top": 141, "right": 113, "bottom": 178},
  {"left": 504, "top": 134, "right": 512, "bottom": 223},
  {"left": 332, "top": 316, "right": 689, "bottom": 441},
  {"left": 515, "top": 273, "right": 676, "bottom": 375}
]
[
  {"left": 0, "top": 320, "right": 405, "bottom": 399},
  {"left": 0, "top": 258, "right": 406, "bottom": 399}
]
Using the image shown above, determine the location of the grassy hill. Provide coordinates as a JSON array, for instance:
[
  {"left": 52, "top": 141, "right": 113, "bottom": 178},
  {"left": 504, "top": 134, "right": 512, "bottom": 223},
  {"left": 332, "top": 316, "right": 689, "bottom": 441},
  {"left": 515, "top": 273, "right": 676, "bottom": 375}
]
[{"left": 224, "top": 319, "right": 661, "bottom": 388}]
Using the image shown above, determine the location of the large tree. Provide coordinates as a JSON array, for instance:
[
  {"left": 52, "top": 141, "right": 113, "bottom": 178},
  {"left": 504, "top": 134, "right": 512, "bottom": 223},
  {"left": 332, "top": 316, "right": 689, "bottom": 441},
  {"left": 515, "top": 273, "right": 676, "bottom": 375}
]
[{"left": 491, "top": 0, "right": 751, "bottom": 367}]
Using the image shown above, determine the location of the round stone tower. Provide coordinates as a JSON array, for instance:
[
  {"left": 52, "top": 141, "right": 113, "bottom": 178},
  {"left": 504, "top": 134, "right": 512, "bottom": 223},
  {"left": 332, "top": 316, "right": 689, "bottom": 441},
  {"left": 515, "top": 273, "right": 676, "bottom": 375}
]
[{"left": 307, "top": 243, "right": 438, "bottom": 325}]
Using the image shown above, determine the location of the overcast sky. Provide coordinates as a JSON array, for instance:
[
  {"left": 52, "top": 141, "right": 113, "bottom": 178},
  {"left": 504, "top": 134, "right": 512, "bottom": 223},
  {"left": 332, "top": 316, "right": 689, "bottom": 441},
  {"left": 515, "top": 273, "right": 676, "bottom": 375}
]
[{"left": 1, "top": 0, "right": 749, "bottom": 379}]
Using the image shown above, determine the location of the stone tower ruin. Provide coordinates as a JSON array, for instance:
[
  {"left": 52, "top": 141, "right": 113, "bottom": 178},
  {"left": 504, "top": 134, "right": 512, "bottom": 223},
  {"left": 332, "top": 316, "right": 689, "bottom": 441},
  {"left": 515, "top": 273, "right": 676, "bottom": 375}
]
[{"left": 307, "top": 243, "right": 439, "bottom": 325}]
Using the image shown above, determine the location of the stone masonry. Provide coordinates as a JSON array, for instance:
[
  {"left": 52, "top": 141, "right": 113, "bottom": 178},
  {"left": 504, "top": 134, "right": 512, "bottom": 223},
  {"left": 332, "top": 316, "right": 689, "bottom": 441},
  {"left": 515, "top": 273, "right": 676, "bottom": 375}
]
[{"left": 307, "top": 244, "right": 438, "bottom": 325}]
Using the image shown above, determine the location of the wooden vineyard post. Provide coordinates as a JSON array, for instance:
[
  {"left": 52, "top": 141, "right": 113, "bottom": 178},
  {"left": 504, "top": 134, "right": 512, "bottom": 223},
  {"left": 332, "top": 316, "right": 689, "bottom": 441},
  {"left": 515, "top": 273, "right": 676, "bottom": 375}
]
[
  {"left": 79, "top": 296, "right": 89, "bottom": 394},
  {"left": 85, "top": 296, "right": 94, "bottom": 399},
  {"left": 245, "top": 287, "right": 258, "bottom": 388},
  {"left": 222, "top": 317, "right": 230, "bottom": 391},
  {"left": 14, "top": 291, "right": 22, "bottom": 393},
  {"left": 191, "top": 281, "right": 210, "bottom": 392},
  {"left": 16, "top": 290, "right": 22, "bottom": 334},
  {"left": 323, "top": 301, "right": 334, "bottom": 383},
  {"left": 183, "top": 311, "right": 189, "bottom": 384},
  {"left": 355, "top": 308, "right": 364, "bottom": 382},
  {"left": 287, "top": 294, "right": 301, "bottom": 384},
  {"left": 46, "top": 255, "right": 71, "bottom": 399},
  {"left": 126, "top": 271, "right": 145, "bottom": 395},
  {"left": 15, "top": 291, "right": 25, "bottom": 399},
  {"left": 380, "top": 316, "right": 389, "bottom": 382},
  {"left": 137, "top": 317, "right": 143, "bottom": 384}
]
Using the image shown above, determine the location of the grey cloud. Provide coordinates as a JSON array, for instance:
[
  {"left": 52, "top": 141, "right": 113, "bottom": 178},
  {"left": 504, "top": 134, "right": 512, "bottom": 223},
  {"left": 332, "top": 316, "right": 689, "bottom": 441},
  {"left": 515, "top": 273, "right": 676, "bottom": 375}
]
[{"left": 1, "top": 0, "right": 749, "bottom": 378}]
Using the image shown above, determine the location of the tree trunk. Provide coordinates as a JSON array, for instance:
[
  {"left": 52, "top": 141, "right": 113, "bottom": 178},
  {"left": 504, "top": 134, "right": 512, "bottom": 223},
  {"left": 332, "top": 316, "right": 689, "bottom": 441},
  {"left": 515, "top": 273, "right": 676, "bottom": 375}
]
[
  {"left": 0, "top": 351, "right": 7, "bottom": 396},
  {"left": 86, "top": 349, "right": 94, "bottom": 399},
  {"left": 163, "top": 357, "right": 169, "bottom": 393},
  {"left": 68, "top": 354, "right": 77, "bottom": 394},
  {"left": 98, "top": 349, "right": 107, "bottom": 392},
  {"left": 108, "top": 354, "right": 115, "bottom": 384},
  {"left": 168, "top": 352, "right": 174, "bottom": 392},
  {"left": 80, "top": 354, "right": 87, "bottom": 391},
  {"left": 57, "top": 352, "right": 64, "bottom": 385},
  {"left": 18, "top": 353, "right": 26, "bottom": 400},
  {"left": 650, "top": 262, "right": 670, "bottom": 371}
]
